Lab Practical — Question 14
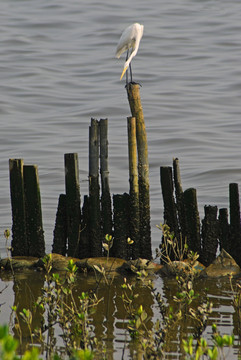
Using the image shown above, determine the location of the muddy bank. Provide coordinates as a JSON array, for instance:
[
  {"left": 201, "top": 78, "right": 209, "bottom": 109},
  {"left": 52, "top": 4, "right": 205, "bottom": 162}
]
[{"left": 0, "top": 249, "right": 240, "bottom": 278}]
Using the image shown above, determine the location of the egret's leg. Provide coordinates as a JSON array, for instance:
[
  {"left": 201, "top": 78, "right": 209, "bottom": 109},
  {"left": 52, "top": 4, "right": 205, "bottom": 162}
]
[
  {"left": 129, "top": 62, "right": 133, "bottom": 83},
  {"left": 125, "top": 50, "right": 129, "bottom": 85}
]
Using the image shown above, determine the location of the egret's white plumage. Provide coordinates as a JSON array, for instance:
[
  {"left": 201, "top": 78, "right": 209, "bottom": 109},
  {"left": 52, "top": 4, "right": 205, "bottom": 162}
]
[{"left": 115, "top": 23, "right": 144, "bottom": 81}]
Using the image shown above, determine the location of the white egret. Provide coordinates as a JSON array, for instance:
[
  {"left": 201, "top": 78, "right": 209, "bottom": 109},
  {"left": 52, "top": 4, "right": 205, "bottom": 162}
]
[{"left": 115, "top": 23, "right": 144, "bottom": 83}]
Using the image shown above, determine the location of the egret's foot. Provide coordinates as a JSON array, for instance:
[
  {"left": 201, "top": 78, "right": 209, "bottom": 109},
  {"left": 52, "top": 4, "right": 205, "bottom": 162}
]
[
  {"left": 125, "top": 81, "right": 142, "bottom": 89},
  {"left": 131, "top": 81, "right": 142, "bottom": 87}
]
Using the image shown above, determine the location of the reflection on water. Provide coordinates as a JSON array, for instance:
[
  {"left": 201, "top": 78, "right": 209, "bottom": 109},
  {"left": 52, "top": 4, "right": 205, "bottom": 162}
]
[{"left": 0, "top": 270, "right": 240, "bottom": 359}]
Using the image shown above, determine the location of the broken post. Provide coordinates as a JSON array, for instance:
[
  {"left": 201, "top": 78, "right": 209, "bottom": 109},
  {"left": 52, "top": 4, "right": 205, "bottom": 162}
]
[
  {"left": 201, "top": 205, "right": 219, "bottom": 266},
  {"left": 219, "top": 208, "right": 230, "bottom": 253},
  {"left": 53, "top": 194, "right": 67, "bottom": 256},
  {"left": 23, "top": 165, "right": 45, "bottom": 257},
  {"left": 9, "top": 159, "right": 28, "bottom": 256},
  {"left": 160, "top": 166, "right": 179, "bottom": 260},
  {"left": 80, "top": 195, "right": 91, "bottom": 259},
  {"left": 126, "top": 83, "right": 151, "bottom": 259},
  {"left": 183, "top": 188, "right": 201, "bottom": 255},
  {"left": 160, "top": 166, "right": 179, "bottom": 237},
  {"left": 112, "top": 193, "right": 130, "bottom": 259},
  {"left": 229, "top": 183, "right": 241, "bottom": 265},
  {"left": 64, "top": 153, "right": 81, "bottom": 257}
]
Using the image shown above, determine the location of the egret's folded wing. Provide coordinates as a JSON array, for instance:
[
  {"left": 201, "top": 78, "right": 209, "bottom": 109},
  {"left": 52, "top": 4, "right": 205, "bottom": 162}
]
[{"left": 115, "top": 24, "right": 135, "bottom": 58}]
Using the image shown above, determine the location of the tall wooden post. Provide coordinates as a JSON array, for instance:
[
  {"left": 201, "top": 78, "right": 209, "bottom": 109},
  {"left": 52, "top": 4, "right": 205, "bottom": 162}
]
[
  {"left": 127, "top": 116, "right": 140, "bottom": 258},
  {"left": 99, "top": 118, "right": 112, "bottom": 237},
  {"left": 126, "top": 83, "right": 152, "bottom": 259},
  {"left": 89, "top": 118, "right": 102, "bottom": 257},
  {"left": 173, "top": 158, "right": 186, "bottom": 239}
]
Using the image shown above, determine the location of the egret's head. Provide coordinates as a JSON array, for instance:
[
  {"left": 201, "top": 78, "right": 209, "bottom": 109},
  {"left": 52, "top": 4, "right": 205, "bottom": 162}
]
[{"left": 120, "top": 66, "right": 128, "bottom": 80}]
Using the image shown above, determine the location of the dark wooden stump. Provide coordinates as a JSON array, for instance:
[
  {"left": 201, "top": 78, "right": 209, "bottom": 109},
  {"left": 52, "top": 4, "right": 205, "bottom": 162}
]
[
  {"left": 9, "top": 159, "right": 28, "bottom": 256},
  {"left": 201, "top": 205, "right": 219, "bottom": 266},
  {"left": 112, "top": 193, "right": 130, "bottom": 259},
  {"left": 64, "top": 153, "right": 81, "bottom": 257},
  {"left": 53, "top": 194, "right": 67, "bottom": 256},
  {"left": 23, "top": 165, "right": 45, "bottom": 257},
  {"left": 183, "top": 188, "right": 201, "bottom": 255}
]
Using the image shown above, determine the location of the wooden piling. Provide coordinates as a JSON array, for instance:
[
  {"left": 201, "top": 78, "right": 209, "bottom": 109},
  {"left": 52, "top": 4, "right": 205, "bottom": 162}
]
[
  {"left": 89, "top": 118, "right": 102, "bottom": 257},
  {"left": 183, "top": 188, "right": 201, "bottom": 255},
  {"left": 99, "top": 118, "right": 112, "bottom": 237},
  {"left": 173, "top": 158, "right": 186, "bottom": 239},
  {"left": 229, "top": 183, "right": 241, "bottom": 265},
  {"left": 127, "top": 116, "right": 140, "bottom": 258},
  {"left": 160, "top": 166, "right": 179, "bottom": 237},
  {"left": 218, "top": 208, "right": 230, "bottom": 253},
  {"left": 112, "top": 193, "right": 130, "bottom": 259},
  {"left": 64, "top": 153, "right": 81, "bottom": 257},
  {"left": 160, "top": 166, "right": 179, "bottom": 260},
  {"left": 201, "top": 205, "right": 219, "bottom": 266},
  {"left": 23, "top": 165, "right": 45, "bottom": 257},
  {"left": 9, "top": 159, "right": 28, "bottom": 256},
  {"left": 79, "top": 195, "right": 91, "bottom": 259},
  {"left": 126, "top": 83, "right": 151, "bottom": 259},
  {"left": 53, "top": 194, "right": 67, "bottom": 256}
]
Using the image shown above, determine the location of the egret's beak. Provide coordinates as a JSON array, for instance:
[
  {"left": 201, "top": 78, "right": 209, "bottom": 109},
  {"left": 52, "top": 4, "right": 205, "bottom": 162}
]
[{"left": 120, "top": 66, "right": 128, "bottom": 80}]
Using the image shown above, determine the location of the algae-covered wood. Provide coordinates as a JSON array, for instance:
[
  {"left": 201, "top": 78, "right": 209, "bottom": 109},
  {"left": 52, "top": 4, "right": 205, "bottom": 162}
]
[
  {"left": 126, "top": 83, "right": 151, "bottom": 259},
  {"left": 23, "top": 165, "right": 45, "bottom": 257},
  {"left": 127, "top": 116, "right": 140, "bottom": 258},
  {"left": 9, "top": 159, "right": 28, "bottom": 256},
  {"left": 64, "top": 153, "right": 81, "bottom": 257}
]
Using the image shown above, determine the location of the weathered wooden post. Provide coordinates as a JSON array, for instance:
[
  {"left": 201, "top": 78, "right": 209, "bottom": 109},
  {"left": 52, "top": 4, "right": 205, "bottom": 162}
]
[
  {"left": 219, "top": 208, "right": 230, "bottom": 253},
  {"left": 99, "top": 118, "right": 112, "bottom": 237},
  {"left": 53, "top": 194, "right": 67, "bottom": 255},
  {"left": 183, "top": 188, "right": 201, "bottom": 255},
  {"left": 229, "top": 183, "right": 241, "bottom": 265},
  {"left": 126, "top": 83, "right": 152, "bottom": 259},
  {"left": 160, "top": 166, "right": 179, "bottom": 236},
  {"left": 23, "top": 165, "right": 45, "bottom": 257},
  {"left": 9, "top": 159, "right": 28, "bottom": 256},
  {"left": 80, "top": 195, "right": 91, "bottom": 259},
  {"left": 173, "top": 158, "right": 186, "bottom": 239},
  {"left": 89, "top": 118, "right": 102, "bottom": 257},
  {"left": 64, "top": 153, "right": 81, "bottom": 257},
  {"left": 127, "top": 116, "right": 140, "bottom": 258},
  {"left": 201, "top": 205, "right": 219, "bottom": 266},
  {"left": 112, "top": 193, "right": 130, "bottom": 259},
  {"left": 160, "top": 166, "right": 179, "bottom": 260}
]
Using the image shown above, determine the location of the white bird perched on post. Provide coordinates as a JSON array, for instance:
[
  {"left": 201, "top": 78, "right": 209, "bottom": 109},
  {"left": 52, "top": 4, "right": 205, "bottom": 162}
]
[{"left": 115, "top": 23, "right": 144, "bottom": 83}]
